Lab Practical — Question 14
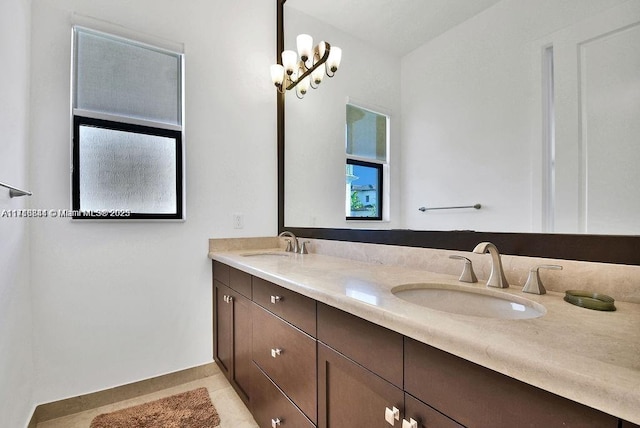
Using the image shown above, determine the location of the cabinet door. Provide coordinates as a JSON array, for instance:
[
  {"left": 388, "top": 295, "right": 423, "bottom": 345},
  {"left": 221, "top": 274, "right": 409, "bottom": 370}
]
[
  {"left": 318, "top": 343, "right": 404, "bottom": 428},
  {"left": 213, "top": 278, "right": 252, "bottom": 406},
  {"left": 213, "top": 279, "right": 232, "bottom": 378},
  {"left": 404, "top": 393, "right": 463, "bottom": 428},
  {"left": 231, "top": 288, "right": 252, "bottom": 405}
]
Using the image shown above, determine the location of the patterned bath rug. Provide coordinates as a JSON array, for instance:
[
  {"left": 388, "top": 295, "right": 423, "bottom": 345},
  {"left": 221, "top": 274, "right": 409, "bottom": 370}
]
[{"left": 89, "top": 387, "right": 220, "bottom": 428}]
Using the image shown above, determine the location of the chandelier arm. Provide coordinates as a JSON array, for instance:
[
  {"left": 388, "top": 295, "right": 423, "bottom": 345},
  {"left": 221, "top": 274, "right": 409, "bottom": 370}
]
[{"left": 285, "top": 41, "right": 331, "bottom": 91}]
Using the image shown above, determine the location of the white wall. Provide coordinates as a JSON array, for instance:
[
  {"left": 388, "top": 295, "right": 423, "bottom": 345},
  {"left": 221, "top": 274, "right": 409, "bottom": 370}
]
[
  {"left": 28, "top": 0, "right": 276, "bottom": 406},
  {"left": 401, "top": 0, "right": 626, "bottom": 232},
  {"left": 0, "top": 0, "right": 36, "bottom": 426}
]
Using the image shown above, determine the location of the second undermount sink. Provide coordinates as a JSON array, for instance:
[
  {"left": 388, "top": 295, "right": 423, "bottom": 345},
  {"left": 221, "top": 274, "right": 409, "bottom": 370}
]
[{"left": 391, "top": 283, "right": 546, "bottom": 320}]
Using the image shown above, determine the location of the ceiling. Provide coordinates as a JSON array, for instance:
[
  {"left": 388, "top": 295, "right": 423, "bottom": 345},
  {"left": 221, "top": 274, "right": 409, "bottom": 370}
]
[{"left": 286, "top": 0, "right": 503, "bottom": 57}]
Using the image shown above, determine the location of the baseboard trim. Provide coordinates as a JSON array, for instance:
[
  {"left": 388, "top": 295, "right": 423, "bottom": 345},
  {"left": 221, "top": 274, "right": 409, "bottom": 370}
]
[{"left": 27, "top": 362, "right": 216, "bottom": 426}]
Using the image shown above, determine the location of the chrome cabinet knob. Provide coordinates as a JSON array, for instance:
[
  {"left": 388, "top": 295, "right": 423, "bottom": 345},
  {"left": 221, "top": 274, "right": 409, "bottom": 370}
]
[
  {"left": 402, "top": 418, "right": 418, "bottom": 428},
  {"left": 385, "top": 406, "right": 400, "bottom": 425},
  {"left": 270, "top": 295, "right": 282, "bottom": 304},
  {"left": 271, "top": 348, "right": 282, "bottom": 358},
  {"left": 271, "top": 417, "right": 281, "bottom": 427}
]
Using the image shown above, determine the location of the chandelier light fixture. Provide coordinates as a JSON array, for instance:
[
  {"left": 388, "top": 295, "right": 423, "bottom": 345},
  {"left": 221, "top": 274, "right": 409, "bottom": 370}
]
[{"left": 270, "top": 34, "right": 342, "bottom": 99}]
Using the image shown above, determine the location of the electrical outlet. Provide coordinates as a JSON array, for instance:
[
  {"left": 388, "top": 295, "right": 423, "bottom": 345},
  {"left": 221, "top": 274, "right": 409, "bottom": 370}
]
[{"left": 233, "top": 213, "right": 244, "bottom": 229}]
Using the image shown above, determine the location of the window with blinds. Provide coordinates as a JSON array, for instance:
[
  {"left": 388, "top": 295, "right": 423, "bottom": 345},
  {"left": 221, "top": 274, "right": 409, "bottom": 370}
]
[
  {"left": 345, "top": 103, "right": 388, "bottom": 221},
  {"left": 71, "top": 27, "right": 184, "bottom": 220}
]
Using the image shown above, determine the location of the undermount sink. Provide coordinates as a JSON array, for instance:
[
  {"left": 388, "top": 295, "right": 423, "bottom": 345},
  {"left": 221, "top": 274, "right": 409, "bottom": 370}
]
[
  {"left": 240, "top": 251, "right": 292, "bottom": 257},
  {"left": 391, "top": 283, "right": 546, "bottom": 320}
]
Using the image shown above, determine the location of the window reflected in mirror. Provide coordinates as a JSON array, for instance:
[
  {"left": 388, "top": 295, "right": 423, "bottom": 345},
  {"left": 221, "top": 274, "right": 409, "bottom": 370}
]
[{"left": 345, "top": 104, "right": 388, "bottom": 221}]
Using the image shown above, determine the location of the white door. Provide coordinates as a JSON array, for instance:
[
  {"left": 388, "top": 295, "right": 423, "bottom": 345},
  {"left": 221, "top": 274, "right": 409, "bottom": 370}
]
[{"left": 535, "top": 1, "right": 640, "bottom": 234}]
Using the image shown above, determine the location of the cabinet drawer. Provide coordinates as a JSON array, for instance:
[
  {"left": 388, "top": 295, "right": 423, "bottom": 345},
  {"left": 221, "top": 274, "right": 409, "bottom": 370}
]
[
  {"left": 404, "top": 393, "right": 463, "bottom": 428},
  {"left": 252, "top": 277, "right": 316, "bottom": 337},
  {"left": 251, "top": 363, "right": 315, "bottom": 428},
  {"left": 252, "top": 303, "right": 317, "bottom": 423},
  {"left": 404, "top": 337, "right": 618, "bottom": 428},
  {"left": 317, "top": 303, "right": 403, "bottom": 388},
  {"left": 212, "top": 260, "right": 229, "bottom": 285},
  {"left": 230, "top": 266, "right": 252, "bottom": 298}
]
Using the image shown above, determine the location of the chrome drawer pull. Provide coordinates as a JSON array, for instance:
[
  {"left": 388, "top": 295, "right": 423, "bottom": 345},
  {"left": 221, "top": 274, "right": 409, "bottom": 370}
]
[
  {"left": 270, "top": 295, "right": 282, "bottom": 304},
  {"left": 223, "top": 295, "right": 233, "bottom": 303},
  {"left": 271, "top": 417, "right": 281, "bottom": 427},
  {"left": 271, "top": 348, "right": 282, "bottom": 358},
  {"left": 402, "top": 418, "right": 418, "bottom": 428},
  {"left": 385, "top": 406, "right": 400, "bottom": 425}
]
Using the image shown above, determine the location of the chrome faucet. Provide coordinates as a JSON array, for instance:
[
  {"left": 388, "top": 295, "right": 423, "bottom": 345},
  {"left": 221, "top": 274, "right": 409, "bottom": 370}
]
[
  {"left": 472, "top": 242, "right": 509, "bottom": 288},
  {"left": 278, "top": 231, "right": 299, "bottom": 253}
]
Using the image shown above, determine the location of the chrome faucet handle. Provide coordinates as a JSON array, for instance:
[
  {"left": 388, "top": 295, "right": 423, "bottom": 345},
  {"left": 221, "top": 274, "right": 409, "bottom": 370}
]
[
  {"left": 522, "top": 264, "right": 563, "bottom": 295},
  {"left": 299, "top": 240, "right": 310, "bottom": 254},
  {"left": 449, "top": 255, "right": 477, "bottom": 283},
  {"left": 284, "top": 239, "right": 293, "bottom": 252}
]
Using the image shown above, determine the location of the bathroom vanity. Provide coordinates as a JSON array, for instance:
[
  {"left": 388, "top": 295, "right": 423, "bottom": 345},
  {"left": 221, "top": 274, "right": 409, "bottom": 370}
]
[{"left": 209, "top": 238, "right": 640, "bottom": 428}]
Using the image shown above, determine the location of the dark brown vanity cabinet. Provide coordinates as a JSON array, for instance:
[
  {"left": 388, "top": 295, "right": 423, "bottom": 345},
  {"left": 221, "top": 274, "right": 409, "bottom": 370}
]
[
  {"left": 212, "top": 261, "right": 626, "bottom": 428},
  {"left": 212, "top": 261, "right": 252, "bottom": 405}
]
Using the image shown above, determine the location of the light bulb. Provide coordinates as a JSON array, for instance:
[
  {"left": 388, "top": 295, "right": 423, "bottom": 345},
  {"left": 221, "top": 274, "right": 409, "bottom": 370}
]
[
  {"left": 327, "top": 46, "right": 342, "bottom": 73},
  {"left": 316, "top": 41, "right": 327, "bottom": 62},
  {"left": 297, "top": 74, "right": 310, "bottom": 97},
  {"left": 296, "top": 34, "right": 313, "bottom": 65},
  {"left": 270, "top": 64, "right": 285, "bottom": 87},
  {"left": 281, "top": 50, "right": 297, "bottom": 76},
  {"left": 311, "top": 64, "right": 325, "bottom": 85}
]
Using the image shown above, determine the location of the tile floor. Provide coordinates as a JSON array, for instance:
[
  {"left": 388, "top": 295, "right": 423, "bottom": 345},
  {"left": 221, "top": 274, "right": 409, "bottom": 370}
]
[{"left": 37, "top": 365, "right": 258, "bottom": 428}]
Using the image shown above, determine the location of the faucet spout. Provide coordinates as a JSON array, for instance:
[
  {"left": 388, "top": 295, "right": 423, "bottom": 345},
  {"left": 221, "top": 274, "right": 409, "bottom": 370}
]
[
  {"left": 473, "top": 242, "right": 509, "bottom": 288},
  {"left": 278, "top": 231, "right": 299, "bottom": 253}
]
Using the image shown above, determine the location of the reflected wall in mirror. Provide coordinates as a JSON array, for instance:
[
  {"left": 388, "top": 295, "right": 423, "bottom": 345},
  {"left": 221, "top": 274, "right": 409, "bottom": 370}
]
[{"left": 283, "top": 0, "right": 640, "bottom": 235}]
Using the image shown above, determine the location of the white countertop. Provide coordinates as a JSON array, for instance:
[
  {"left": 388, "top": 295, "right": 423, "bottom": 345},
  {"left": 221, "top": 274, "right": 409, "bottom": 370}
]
[{"left": 209, "top": 249, "right": 640, "bottom": 424}]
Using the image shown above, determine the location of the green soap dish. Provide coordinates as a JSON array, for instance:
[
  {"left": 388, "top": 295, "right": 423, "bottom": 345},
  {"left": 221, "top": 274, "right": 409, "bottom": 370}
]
[{"left": 564, "top": 290, "right": 616, "bottom": 311}]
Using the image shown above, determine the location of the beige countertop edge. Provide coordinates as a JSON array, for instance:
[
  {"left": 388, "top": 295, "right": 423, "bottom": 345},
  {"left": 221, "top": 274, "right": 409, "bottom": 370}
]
[{"left": 208, "top": 250, "right": 640, "bottom": 424}]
